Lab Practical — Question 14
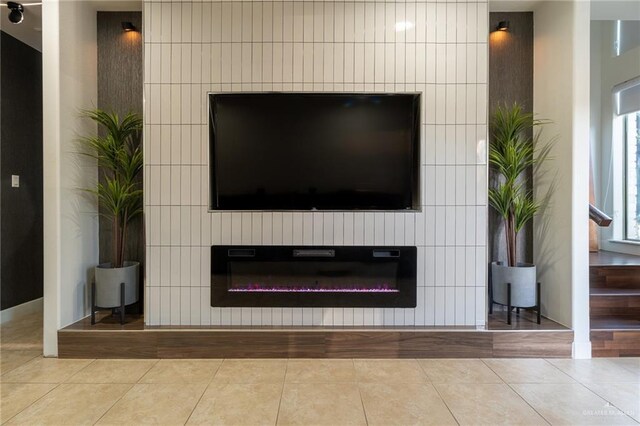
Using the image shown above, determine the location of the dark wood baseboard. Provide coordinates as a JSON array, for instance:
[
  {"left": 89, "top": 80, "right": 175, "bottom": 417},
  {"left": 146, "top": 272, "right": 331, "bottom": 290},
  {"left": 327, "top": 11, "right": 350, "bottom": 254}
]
[{"left": 58, "top": 327, "right": 573, "bottom": 359}]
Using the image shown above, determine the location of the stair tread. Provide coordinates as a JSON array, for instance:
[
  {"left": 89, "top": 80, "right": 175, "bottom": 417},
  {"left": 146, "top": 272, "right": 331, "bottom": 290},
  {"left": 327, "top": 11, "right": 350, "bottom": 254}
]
[
  {"left": 590, "top": 288, "right": 640, "bottom": 297},
  {"left": 590, "top": 251, "right": 640, "bottom": 267}
]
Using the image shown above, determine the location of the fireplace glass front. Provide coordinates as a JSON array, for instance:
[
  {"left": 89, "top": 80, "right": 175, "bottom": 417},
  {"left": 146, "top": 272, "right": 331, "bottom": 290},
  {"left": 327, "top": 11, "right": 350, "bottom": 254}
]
[{"left": 211, "top": 246, "right": 416, "bottom": 308}]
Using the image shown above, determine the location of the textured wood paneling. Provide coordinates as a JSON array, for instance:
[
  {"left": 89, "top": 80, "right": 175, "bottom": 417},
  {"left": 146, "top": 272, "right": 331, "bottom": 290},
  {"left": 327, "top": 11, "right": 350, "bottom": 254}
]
[
  {"left": 492, "top": 331, "right": 573, "bottom": 358},
  {"left": 488, "top": 12, "right": 534, "bottom": 264},
  {"left": 158, "top": 331, "right": 326, "bottom": 358},
  {"left": 324, "top": 331, "right": 494, "bottom": 358},
  {"left": 57, "top": 327, "right": 572, "bottom": 359},
  {"left": 97, "top": 12, "right": 144, "bottom": 310},
  {"left": 97, "top": 12, "right": 143, "bottom": 120},
  {"left": 58, "top": 331, "right": 158, "bottom": 359},
  {"left": 590, "top": 266, "right": 640, "bottom": 290},
  {"left": 590, "top": 295, "right": 640, "bottom": 317},
  {"left": 591, "top": 330, "right": 640, "bottom": 357}
]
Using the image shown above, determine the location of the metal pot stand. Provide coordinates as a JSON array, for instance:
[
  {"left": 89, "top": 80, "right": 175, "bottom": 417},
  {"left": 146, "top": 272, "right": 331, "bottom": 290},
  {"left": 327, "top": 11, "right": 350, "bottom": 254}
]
[{"left": 90, "top": 281, "right": 127, "bottom": 325}]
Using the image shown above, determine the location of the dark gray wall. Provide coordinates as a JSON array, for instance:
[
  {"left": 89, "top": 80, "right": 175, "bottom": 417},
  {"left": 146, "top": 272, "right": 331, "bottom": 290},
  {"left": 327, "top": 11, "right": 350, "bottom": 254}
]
[
  {"left": 96, "top": 12, "right": 144, "bottom": 303},
  {"left": 97, "top": 12, "right": 145, "bottom": 308},
  {"left": 488, "top": 12, "right": 534, "bottom": 264},
  {"left": 1, "top": 31, "right": 43, "bottom": 310}
]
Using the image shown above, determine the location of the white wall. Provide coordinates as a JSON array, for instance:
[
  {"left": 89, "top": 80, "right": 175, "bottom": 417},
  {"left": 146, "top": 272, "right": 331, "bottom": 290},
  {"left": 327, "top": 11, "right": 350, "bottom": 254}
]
[
  {"left": 143, "top": 0, "right": 490, "bottom": 327},
  {"left": 43, "top": 0, "right": 99, "bottom": 356},
  {"left": 593, "top": 20, "right": 640, "bottom": 256},
  {"left": 533, "top": 0, "right": 591, "bottom": 358}
]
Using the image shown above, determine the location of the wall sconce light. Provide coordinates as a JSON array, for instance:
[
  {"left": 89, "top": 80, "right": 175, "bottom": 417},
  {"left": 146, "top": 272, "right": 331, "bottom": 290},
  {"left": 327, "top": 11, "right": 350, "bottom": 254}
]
[
  {"left": 496, "top": 21, "right": 510, "bottom": 32},
  {"left": 121, "top": 21, "right": 137, "bottom": 32}
]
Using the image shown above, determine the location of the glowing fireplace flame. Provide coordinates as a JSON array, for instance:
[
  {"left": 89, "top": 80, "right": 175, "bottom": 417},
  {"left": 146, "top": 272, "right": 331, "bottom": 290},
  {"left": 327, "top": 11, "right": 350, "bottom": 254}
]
[{"left": 229, "top": 284, "right": 399, "bottom": 293}]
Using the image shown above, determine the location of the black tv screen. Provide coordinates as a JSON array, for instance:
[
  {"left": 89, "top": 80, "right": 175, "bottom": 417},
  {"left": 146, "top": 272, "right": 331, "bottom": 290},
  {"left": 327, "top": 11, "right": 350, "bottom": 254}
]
[{"left": 209, "top": 93, "right": 420, "bottom": 211}]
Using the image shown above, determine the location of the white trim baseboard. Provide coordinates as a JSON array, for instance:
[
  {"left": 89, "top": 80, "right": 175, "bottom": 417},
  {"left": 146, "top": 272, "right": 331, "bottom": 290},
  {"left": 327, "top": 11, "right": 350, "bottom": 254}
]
[
  {"left": 0, "top": 297, "right": 43, "bottom": 324},
  {"left": 572, "top": 340, "right": 593, "bottom": 359}
]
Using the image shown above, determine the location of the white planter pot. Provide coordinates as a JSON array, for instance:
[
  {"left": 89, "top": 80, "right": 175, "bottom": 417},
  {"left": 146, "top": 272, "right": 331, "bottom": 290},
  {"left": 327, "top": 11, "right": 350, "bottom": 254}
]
[
  {"left": 490, "top": 261, "right": 537, "bottom": 308},
  {"left": 94, "top": 261, "right": 140, "bottom": 308}
]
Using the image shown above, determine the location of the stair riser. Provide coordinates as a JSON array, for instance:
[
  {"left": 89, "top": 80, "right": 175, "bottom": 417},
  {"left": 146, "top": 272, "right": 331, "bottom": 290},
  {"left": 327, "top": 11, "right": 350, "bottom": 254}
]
[{"left": 590, "top": 266, "right": 640, "bottom": 289}]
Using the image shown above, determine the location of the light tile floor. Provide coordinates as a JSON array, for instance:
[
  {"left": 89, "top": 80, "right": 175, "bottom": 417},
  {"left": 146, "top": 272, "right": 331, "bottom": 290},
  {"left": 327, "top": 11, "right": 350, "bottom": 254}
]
[{"left": 1, "top": 313, "right": 639, "bottom": 425}]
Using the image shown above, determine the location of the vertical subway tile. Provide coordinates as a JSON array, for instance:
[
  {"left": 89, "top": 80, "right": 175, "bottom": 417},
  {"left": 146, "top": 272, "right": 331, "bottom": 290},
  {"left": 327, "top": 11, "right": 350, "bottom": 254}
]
[{"left": 144, "top": 0, "right": 489, "bottom": 327}]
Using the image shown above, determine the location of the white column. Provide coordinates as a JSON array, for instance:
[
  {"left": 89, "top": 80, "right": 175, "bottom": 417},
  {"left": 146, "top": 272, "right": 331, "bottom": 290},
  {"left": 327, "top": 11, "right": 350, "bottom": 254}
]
[
  {"left": 533, "top": 0, "right": 591, "bottom": 358},
  {"left": 42, "top": 0, "right": 99, "bottom": 356}
]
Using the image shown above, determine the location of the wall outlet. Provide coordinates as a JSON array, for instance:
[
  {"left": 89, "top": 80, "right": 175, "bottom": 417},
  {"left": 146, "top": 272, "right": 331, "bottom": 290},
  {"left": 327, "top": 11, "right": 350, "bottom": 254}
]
[{"left": 11, "top": 175, "right": 19, "bottom": 188}]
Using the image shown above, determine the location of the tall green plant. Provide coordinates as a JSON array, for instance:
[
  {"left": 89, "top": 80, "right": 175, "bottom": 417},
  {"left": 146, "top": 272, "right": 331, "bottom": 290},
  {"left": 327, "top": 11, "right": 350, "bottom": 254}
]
[
  {"left": 488, "top": 104, "right": 552, "bottom": 267},
  {"left": 79, "top": 110, "right": 143, "bottom": 268}
]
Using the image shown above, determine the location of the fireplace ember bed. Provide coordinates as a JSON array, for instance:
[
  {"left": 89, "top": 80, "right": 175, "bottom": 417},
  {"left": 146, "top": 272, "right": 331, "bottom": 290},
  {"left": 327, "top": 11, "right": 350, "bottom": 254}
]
[{"left": 211, "top": 245, "right": 417, "bottom": 308}]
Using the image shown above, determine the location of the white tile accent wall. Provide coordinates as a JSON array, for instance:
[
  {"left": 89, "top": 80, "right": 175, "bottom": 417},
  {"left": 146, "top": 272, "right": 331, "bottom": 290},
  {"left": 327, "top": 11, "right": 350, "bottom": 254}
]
[{"left": 143, "top": 0, "right": 489, "bottom": 327}]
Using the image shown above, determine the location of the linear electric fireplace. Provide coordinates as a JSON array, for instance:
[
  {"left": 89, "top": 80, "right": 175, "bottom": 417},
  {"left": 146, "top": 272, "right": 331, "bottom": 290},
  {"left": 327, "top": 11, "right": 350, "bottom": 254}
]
[{"left": 211, "top": 246, "right": 417, "bottom": 308}]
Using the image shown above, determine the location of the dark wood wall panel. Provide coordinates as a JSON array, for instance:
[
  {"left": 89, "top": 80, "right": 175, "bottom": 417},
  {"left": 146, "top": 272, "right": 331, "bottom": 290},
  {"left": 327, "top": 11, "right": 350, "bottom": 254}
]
[
  {"left": 0, "top": 32, "right": 43, "bottom": 310},
  {"left": 488, "top": 12, "right": 534, "bottom": 264},
  {"left": 96, "top": 12, "right": 144, "bottom": 308},
  {"left": 97, "top": 12, "right": 143, "bottom": 119}
]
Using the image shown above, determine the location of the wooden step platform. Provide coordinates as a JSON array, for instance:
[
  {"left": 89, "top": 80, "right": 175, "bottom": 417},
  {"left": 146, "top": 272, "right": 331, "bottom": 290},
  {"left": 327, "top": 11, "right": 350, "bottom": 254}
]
[{"left": 58, "top": 312, "right": 573, "bottom": 359}]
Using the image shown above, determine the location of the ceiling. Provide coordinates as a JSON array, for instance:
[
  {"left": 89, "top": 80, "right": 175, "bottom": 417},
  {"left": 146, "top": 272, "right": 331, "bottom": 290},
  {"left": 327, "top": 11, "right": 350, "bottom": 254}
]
[
  {"left": 591, "top": 0, "right": 640, "bottom": 20},
  {"left": 2, "top": 0, "right": 637, "bottom": 53},
  {"left": 490, "top": 0, "right": 640, "bottom": 20},
  {"left": 0, "top": 1, "right": 142, "bottom": 52},
  {"left": 0, "top": 2, "right": 42, "bottom": 51},
  {"left": 490, "top": 0, "right": 542, "bottom": 12}
]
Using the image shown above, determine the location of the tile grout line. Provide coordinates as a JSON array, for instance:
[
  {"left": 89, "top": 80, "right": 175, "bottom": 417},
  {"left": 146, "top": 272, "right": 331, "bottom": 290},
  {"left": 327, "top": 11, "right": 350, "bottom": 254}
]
[
  {"left": 91, "top": 382, "right": 137, "bottom": 426},
  {"left": 480, "top": 358, "right": 557, "bottom": 426},
  {"left": 274, "top": 359, "right": 288, "bottom": 425},
  {"left": 182, "top": 360, "right": 222, "bottom": 425},
  {"left": 543, "top": 357, "right": 585, "bottom": 383},
  {"left": 92, "top": 360, "right": 159, "bottom": 425},
  {"left": 64, "top": 358, "right": 99, "bottom": 384},
  {"left": 0, "top": 351, "right": 42, "bottom": 376},
  {"left": 416, "top": 359, "right": 461, "bottom": 426},
  {"left": 1, "top": 381, "right": 61, "bottom": 424},
  {"left": 356, "top": 380, "right": 370, "bottom": 425},
  {"left": 545, "top": 358, "right": 640, "bottom": 423},
  {"left": 502, "top": 381, "right": 552, "bottom": 426},
  {"left": 573, "top": 379, "right": 639, "bottom": 423}
]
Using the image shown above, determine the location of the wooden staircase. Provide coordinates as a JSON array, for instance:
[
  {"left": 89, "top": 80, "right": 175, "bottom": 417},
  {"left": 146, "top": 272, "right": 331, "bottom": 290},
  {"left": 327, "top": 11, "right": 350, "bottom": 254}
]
[{"left": 589, "top": 251, "right": 640, "bottom": 357}]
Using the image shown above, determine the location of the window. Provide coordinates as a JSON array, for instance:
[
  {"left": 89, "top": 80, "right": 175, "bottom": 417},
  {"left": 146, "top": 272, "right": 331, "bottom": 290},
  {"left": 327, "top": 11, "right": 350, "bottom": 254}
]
[{"left": 624, "top": 111, "right": 640, "bottom": 240}]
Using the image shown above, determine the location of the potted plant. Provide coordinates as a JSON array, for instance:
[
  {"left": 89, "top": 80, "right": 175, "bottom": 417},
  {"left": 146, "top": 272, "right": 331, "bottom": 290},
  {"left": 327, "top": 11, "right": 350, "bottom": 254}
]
[
  {"left": 488, "top": 103, "right": 552, "bottom": 324},
  {"left": 79, "top": 109, "right": 143, "bottom": 324}
]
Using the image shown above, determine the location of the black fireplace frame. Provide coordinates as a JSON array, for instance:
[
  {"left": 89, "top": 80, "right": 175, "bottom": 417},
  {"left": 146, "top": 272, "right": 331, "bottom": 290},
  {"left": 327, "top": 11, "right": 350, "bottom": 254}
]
[{"left": 211, "top": 245, "right": 417, "bottom": 308}]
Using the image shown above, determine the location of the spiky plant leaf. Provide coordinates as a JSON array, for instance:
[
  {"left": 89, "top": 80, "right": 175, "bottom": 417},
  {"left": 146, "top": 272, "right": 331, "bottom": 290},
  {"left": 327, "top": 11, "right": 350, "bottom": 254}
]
[
  {"left": 489, "top": 103, "right": 553, "bottom": 266},
  {"left": 78, "top": 109, "right": 143, "bottom": 266},
  {"left": 513, "top": 191, "right": 540, "bottom": 234},
  {"left": 488, "top": 184, "right": 513, "bottom": 221}
]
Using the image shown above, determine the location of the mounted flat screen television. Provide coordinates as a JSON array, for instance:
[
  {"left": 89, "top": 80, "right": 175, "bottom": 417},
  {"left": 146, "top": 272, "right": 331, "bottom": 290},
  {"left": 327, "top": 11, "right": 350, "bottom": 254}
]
[{"left": 209, "top": 93, "right": 421, "bottom": 211}]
